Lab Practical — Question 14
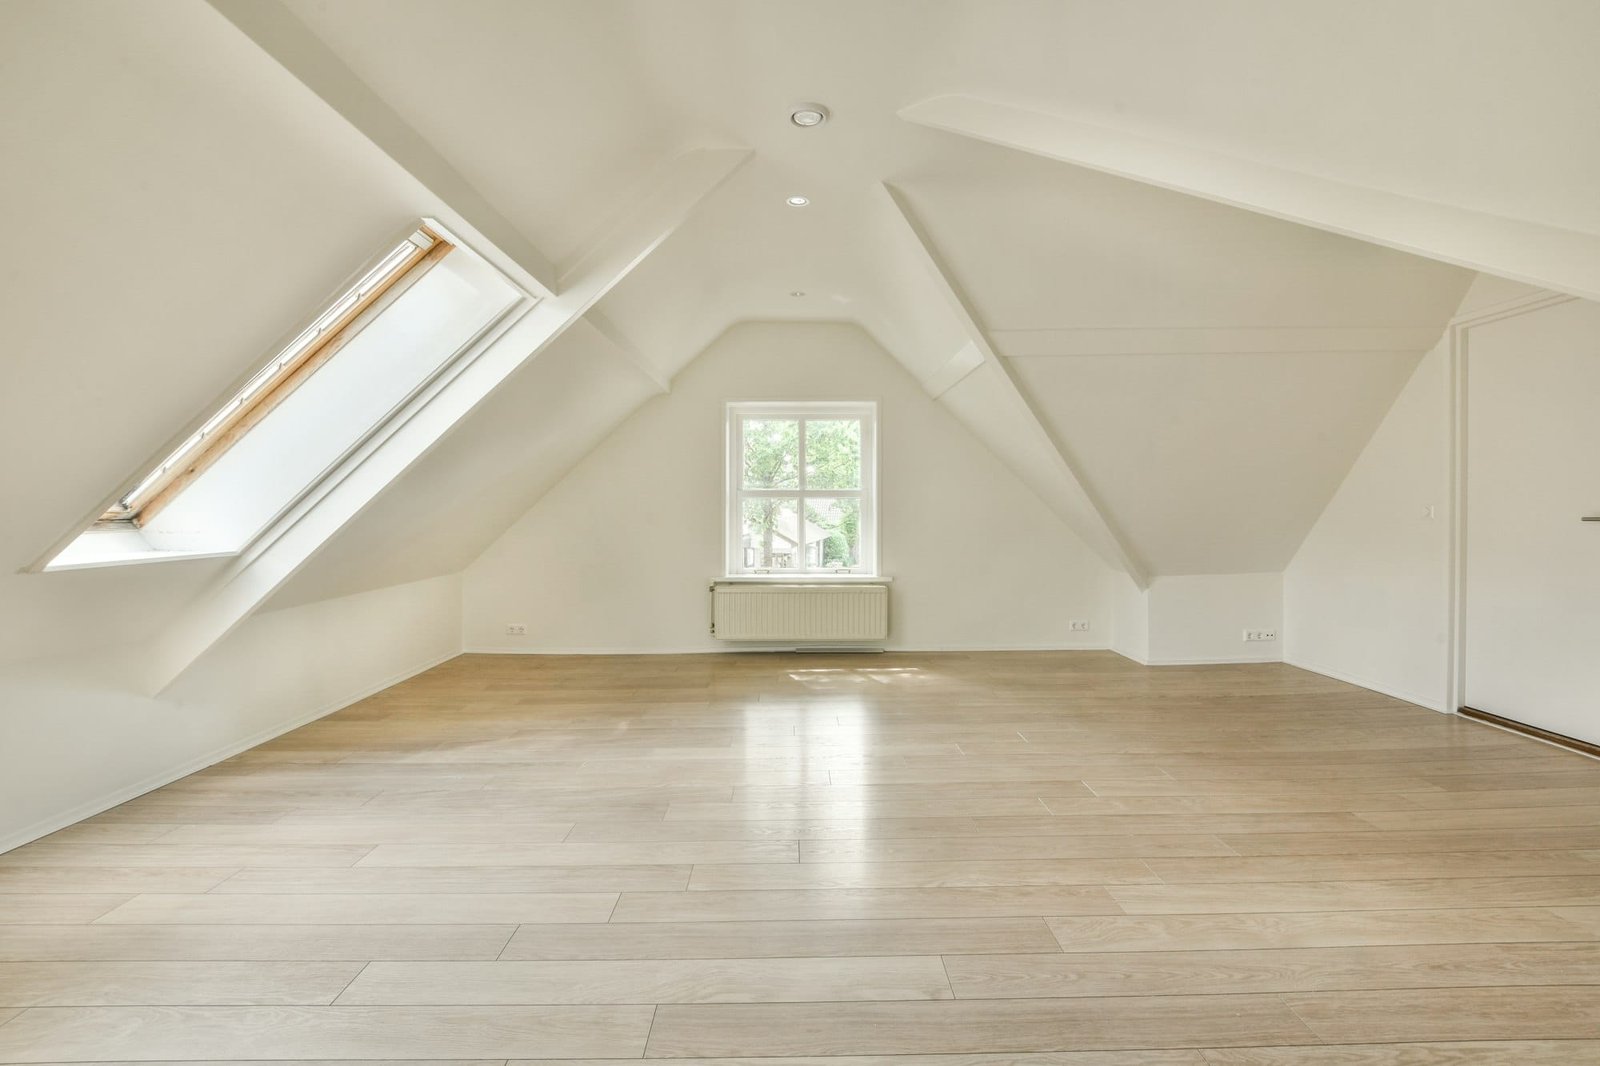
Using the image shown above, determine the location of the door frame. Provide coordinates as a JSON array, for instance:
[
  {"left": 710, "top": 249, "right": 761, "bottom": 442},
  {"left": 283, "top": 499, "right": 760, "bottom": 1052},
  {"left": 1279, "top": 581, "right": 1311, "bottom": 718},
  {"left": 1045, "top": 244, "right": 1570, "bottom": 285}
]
[{"left": 1445, "top": 288, "right": 1577, "bottom": 716}]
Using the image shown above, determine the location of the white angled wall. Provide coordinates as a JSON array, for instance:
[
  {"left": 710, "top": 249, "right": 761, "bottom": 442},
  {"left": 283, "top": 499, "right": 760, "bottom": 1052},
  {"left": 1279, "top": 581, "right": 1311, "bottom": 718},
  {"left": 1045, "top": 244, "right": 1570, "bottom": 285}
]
[
  {"left": 1283, "top": 336, "right": 1452, "bottom": 709},
  {"left": 1282, "top": 275, "right": 1563, "bottom": 713},
  {"left": 462, "top": 322, "right": 1113, "bottom": 652},
  {"left": 0, "top": 575, "right": 462, "bottom": 851}
]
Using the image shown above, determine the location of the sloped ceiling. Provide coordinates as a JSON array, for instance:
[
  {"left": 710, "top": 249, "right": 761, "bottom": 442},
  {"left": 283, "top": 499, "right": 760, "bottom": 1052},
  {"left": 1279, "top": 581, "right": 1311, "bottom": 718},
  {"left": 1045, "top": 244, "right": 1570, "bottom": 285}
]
[
  {"left": 267, "top": 0, "right": 1493, "bottom": 597},
  {"left": 8, "top": 0, "right": 1595, "bottom": 663}
]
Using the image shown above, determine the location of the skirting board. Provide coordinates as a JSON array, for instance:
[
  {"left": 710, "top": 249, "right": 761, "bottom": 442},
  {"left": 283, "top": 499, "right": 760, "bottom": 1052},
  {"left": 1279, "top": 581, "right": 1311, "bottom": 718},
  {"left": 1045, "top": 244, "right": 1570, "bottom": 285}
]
[
  {"left": 1284, "top": 654, "right": 1446, "bottom": 713},
  {"left": 1112, "top": 649, "right": 1283, "bottom": 667},
  {"left": 0, "top": 648, "right": 462, "bottom": 856},
  {"left": 463, "top": 642, "right": 1112, "bottom": 655}
]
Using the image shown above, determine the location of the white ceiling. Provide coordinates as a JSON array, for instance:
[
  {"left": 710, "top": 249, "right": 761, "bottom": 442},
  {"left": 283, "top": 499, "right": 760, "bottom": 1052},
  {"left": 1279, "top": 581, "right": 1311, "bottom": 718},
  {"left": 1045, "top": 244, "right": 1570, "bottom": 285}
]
[
  {"left": 6, "top": 0, "right": 1593, "bottom": 663},
  {"left": 272, "top": 0, "right": 1491, "bottom": 588}
]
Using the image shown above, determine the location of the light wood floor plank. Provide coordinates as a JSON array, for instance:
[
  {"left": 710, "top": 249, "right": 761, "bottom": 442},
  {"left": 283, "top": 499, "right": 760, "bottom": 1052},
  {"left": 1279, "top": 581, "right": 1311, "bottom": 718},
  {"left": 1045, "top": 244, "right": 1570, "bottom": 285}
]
[
  {"left": 0, "top": 961, "right": 363, "bottom": 1007},
  {"left": 1110, "top": 876, "right": 1600, "bottom": 913},
  {"left": 799, "top": 835, "right": 1234, "bottom": 862},
  {"left": 356, "top": 841, "right": 797, "bottom": 867},
  {"left": 0, "top": 845, "right": 371, "bottom": 869},
  {"left": 1200, "top": 1042, "right": 1600, "bottom": 1065},
  {"left": 688, "top": 858, "right": 1157, "bottom": 890},
  {"left": 215, "top": 864, "right": 691, "bottom": 893},
  {"left": 1283, "top": 985, "right": 1600, "bottom": 1042},
  {"left": 943, "top": 942, "right": 1600, "bottom": 998},
  {"left": 153, "top": 822, "right": 575, "bottom": 845},
  {"left": 1044, "top": 908, "right": 1595, "bottom": 952},
  {"left": 501, "top": 917, "right": 1062, "bottom": 960},
  {"left": 643, "top": 997, "right": 1319, "bottom": 1056},
  {"left": 93, "top": 892, "right": 618, "bottom": 925},
  {"left": 525, "top": 1056, "right": 1206, "bottom": 1066},
  {"left": 1219, "top": 828, "right": 1600, "bottom": 856},
  {"left": 0, "top": 924, "right": 515, "bottom": 961},
  {"left": 613, "top": 886, "right": 1121, "bottom": 922},
  {"left": 1355, "top": 805, "right": 1600, "bottom": 830},
  {"left": 338, "top": 956, "right": 953, "bottom": 1004},
  {"left": 567, "top": 813, "right": 1374, "bottom": 842},
  {"left": 0, "top": 1004, "right": 655, "bottom": 1061},
  {"left": 1142, "top": 850, "right": 1600, "bottom": 883},
  {"left": 0, "top": 896, "right": 131, "bottom": 924},
  {"left": 0, "top": 869, "right": 236, "bottom": 894}
]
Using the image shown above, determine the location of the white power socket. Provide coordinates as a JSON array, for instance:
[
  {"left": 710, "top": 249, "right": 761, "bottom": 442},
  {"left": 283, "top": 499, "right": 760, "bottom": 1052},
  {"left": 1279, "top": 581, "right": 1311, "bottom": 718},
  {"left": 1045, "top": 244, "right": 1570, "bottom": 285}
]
[
  {"left": 1069, "top": 620, "right": 1091, "bottom": 632},
  {"left": 505, "top": 623, "right": 528, "bottom": 636},
  {"left": 1242, "top": 628, "right": 1278, "bottom": 642}
]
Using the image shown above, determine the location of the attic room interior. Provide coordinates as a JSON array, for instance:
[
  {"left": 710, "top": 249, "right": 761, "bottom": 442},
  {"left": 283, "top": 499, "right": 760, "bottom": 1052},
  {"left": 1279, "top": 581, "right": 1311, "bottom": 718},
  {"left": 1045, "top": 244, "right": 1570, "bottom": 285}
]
[{"left": 2, "top": 0, "right": 1599, "bottom": 1059}]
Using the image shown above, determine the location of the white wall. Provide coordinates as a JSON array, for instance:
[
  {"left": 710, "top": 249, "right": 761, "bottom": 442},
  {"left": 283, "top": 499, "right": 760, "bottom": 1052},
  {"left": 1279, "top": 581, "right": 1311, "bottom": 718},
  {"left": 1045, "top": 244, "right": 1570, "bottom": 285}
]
[
  {"left": 463, "top": 322, "right": 1112, "bottom": 652},
  {"left": 1283, "top": 336, "right": 1452, "bottom": 709},
  {"left": 0, "top": 575, "right": 461, "bottom": 852},
  {"left": 1107, "top": 571, "right": 1150, "bottom": 664},
  {"left": 1145, "top": 573, "right": 1283, "bottom": 666}
]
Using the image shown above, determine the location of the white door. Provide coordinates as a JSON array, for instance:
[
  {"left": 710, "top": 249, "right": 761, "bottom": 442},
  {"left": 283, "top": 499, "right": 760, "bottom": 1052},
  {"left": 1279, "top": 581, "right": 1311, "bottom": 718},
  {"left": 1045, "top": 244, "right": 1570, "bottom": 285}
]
[{"left": 1464, "top": 298, "right": 1600, "bottom": 744}]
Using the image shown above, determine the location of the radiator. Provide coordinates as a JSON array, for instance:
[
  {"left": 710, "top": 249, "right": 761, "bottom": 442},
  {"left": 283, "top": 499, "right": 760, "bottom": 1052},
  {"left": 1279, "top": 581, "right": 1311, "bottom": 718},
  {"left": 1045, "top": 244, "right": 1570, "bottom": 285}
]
[{"left": 711, "top": 583, "right": 889, "bottom": 642}]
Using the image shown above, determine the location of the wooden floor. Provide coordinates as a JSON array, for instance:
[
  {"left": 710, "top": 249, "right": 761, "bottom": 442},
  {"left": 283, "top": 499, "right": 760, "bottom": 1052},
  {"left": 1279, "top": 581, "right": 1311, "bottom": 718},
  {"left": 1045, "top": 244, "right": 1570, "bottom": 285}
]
[{"left": 3, "top": 651, "right": 1600, "bottom": 1063}]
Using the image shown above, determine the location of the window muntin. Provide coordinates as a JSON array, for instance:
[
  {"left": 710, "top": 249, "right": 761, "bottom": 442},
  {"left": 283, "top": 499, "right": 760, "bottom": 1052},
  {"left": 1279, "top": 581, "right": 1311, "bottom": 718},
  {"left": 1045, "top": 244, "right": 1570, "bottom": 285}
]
[
  {"left": 101, "top": 225, "right": 451, "bottom": 526},
  {"left": 727, "top": 402, "right": 876, "bottom": 575}
]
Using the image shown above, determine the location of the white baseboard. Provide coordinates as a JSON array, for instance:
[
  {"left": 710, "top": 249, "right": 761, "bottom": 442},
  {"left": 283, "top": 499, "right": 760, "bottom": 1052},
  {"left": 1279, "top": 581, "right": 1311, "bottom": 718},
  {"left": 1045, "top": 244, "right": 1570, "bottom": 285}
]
[
  {"left": 1110, "top": 647, "right": 1282, "bottom": 667},
  {"left": 0, "top": 648, "right": 462, "bottom": 856},
  {"left": 1143, "top": 653, "right": 1283, "bottom": 666},
  {"left": 463, "top": 642, "right": 1112, "bottom": 655},
  {"left": 1283, "top": 655, "right": 1446, "bottom": 712}
]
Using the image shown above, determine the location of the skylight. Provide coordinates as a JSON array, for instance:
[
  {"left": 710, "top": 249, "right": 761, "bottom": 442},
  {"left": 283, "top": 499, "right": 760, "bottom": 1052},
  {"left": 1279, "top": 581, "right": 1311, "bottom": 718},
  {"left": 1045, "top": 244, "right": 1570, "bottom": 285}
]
[
  {"left": 102, "top": 225, "right": 450, "bottom": 526},
  {"left": 44, "top": 220, "right": 527, "bottom": 571}
]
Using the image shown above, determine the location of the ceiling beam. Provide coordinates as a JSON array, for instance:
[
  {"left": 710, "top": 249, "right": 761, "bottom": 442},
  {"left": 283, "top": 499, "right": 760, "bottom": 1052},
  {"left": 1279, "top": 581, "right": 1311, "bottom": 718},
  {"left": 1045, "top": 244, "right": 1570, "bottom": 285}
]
[
  {"left": 143, "top": 148, "right": 749, "bottom": 695},
  {"left": 206, "top": 0, "right": 559, "bottom": 296},
  {"left": 880, "top": 183, "right": 1150, "bottom": 587},
  {"left": 901, "top": 95, "right": 1600, "bottom": 303}
]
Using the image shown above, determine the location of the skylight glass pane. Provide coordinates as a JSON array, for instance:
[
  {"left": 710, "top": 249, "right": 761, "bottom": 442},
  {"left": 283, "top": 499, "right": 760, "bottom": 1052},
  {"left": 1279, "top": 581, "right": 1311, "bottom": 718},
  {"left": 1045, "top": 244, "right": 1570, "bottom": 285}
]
[{"left": 107, "top": 227, "right": 440, "bottom": 519}]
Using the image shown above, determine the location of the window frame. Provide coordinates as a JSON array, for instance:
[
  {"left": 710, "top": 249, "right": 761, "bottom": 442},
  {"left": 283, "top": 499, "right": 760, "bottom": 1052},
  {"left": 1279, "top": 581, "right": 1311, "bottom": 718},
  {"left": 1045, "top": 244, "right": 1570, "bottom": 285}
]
[
  {"left": 724, "top": 400, "right": 878, "bottom": 577},
  {"left": 100, "top": 224, "right": 453, "bottom": 527}
]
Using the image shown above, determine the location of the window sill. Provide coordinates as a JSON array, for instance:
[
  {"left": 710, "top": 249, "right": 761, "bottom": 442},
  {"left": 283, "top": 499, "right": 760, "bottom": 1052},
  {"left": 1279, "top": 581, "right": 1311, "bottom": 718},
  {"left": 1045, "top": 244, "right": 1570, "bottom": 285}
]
[
  {"left": 42, "top": 546, "right": 236, "bottom": 572},
  {"left": 717, "top": 575, "right": 891, "bottom": 584}
]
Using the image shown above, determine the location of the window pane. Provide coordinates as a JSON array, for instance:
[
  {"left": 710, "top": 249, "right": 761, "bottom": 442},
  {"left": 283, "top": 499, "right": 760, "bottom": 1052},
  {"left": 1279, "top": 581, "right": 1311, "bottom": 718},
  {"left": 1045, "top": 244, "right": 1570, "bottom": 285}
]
[
  {"left": 742, "top": 419, "right": 799, "bottom": 489},
  {"left": 805, "top": 497, "right": 861, "bottom": 569},
  {"left": 804, "top": 419, "right": 860, "bottom": 489},
  {"left": 741, "top": 497, "right": 800, "bottom": 569}
]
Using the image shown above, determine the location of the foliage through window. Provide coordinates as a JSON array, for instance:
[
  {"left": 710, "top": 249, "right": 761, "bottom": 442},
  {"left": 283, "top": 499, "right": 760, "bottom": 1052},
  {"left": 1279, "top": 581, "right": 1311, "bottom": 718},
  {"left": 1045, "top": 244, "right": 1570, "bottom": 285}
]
[{"left": 726, "top": 402, "right": 876, "bottom": 575}]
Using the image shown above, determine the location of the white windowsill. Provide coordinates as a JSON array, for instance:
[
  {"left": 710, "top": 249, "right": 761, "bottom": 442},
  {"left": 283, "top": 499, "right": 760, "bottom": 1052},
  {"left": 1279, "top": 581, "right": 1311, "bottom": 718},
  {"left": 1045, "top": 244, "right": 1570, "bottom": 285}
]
[
  {"left": 716, "top": 575, "right": 891, "bottom": 584},
  {"left": 42, "top": 547, "right": 237, "bottom": 572}
]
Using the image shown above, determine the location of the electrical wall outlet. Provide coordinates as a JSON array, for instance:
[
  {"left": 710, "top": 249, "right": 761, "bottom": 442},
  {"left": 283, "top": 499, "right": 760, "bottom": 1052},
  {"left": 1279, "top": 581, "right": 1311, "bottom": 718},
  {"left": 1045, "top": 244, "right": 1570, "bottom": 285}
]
[
  {"left": 505, "top": 623, "right": 527, "bottom": 636},
  {"left": 1242, "top": 628, "right": 1278, "bottom": 642},
  {"left": 1069, "top": 620, "right": 1091, "bottom": 632}
]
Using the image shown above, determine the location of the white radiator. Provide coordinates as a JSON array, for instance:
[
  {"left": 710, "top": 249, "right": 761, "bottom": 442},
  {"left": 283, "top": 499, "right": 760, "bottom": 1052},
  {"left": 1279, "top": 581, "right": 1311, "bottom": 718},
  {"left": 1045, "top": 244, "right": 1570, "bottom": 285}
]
[{"left": 711, "top": 583, "right": 889, "bottom": 642}]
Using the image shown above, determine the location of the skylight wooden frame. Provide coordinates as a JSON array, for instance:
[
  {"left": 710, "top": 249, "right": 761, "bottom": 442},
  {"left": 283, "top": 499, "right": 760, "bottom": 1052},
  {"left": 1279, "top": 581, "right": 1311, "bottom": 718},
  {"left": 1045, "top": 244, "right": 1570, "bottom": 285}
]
[{"left": 102, "top": 225, "right": 454, "bottom": 527}]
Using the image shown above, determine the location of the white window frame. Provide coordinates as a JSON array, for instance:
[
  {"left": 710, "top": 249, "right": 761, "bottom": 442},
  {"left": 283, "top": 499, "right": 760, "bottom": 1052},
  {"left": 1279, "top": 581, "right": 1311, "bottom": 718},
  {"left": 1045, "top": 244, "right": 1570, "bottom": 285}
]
[{"left": 725, "top": 401, "right": 878, "bottom": 577}]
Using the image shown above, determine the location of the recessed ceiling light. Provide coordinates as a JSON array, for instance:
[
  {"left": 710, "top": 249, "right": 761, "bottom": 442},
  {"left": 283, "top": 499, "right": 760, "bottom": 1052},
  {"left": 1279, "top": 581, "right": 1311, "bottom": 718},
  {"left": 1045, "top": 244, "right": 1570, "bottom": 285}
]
[
  {"left": 785, "top": 195, "right": 810, "bottom": 207},
  {"left": 790, "top": 103, "right": 829, "bottom": 128},
  {"left": 790, "top": 291, "right": 806, "bottom": 297}
]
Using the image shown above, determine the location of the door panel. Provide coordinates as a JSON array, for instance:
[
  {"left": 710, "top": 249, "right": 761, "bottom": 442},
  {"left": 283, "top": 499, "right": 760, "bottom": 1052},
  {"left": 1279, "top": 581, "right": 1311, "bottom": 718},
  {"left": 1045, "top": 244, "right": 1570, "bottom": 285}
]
[{"left": 1464, "top": 298, "right": 1600, "bottom": 744}]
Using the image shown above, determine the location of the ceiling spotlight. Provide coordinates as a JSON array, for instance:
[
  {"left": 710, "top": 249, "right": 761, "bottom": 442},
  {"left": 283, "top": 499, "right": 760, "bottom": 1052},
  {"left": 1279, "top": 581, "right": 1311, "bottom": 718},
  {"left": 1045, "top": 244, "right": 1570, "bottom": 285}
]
[
  {"left": 790, "top": 291, "right": 806, "bottom": 297},
  {"left": 789, "top": 103, "right": 830, "bottom": 128},
  {"left": 785, "top": 195, "right": 810, "bottom": 207}
]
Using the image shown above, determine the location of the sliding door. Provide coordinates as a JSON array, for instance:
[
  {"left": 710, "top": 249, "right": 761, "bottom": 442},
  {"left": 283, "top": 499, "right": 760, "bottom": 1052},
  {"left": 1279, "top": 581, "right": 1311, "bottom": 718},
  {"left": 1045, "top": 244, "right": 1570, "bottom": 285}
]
[{"left": 1463, "top": 298, "right": 1600, "bottom": 745}]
